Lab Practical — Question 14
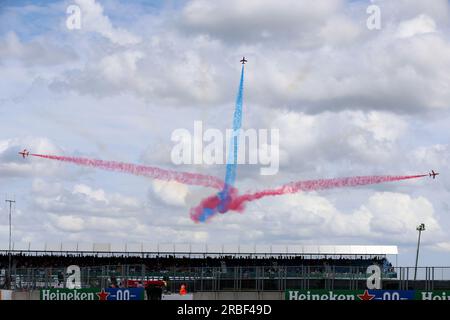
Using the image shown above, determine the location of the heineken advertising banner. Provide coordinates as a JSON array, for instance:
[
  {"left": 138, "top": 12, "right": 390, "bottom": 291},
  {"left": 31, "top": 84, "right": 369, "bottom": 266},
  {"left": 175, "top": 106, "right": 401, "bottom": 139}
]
[
  {"left": 416, "top": 291, "right": 450, "bottom": 300},
  {"left": 107, "top": 288, "right": 144, "bottom": 300},
  {"left": 286, "top": 289, "right": 450, "bottom": 301},
  {"left": 40, "top": 288, "right": 144, "bottom": 300}
]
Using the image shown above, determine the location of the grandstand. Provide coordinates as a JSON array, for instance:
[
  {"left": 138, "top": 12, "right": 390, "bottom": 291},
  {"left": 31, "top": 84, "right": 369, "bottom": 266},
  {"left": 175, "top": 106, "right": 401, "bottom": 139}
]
[
  {"left": 1, "top": 243, "right": 449, "bottom": 294},
  {"left": 0, "top": 243, "right": 396, "bottom": 290}
]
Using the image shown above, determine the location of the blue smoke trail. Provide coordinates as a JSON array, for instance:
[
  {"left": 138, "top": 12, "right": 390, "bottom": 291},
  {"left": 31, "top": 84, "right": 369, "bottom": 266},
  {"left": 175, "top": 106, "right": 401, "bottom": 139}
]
[
  {"left": 224, "top": 65, "right": 245, "bottom": 189},
  {"left": 199, "top": 65, "right": 245, "bottom": 221}
]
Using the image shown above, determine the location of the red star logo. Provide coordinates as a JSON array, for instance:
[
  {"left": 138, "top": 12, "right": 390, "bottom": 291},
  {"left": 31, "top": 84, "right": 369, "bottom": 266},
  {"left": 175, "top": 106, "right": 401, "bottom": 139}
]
[
  {"left": 96, "top": 289, "right": 110, "bottom": 301},
  {"left": 357, "top": 290, "right": 375, "bottom": 301}
]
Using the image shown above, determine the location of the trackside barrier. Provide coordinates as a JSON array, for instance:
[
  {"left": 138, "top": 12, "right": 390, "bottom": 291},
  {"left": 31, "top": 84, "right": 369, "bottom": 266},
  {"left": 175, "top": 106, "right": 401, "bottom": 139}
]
[
  {"left": 285, "top": 289, "right": 450, "bottom": 300},
  {"left": 0, "top": 290, "right": 12, "bottom": 300}
]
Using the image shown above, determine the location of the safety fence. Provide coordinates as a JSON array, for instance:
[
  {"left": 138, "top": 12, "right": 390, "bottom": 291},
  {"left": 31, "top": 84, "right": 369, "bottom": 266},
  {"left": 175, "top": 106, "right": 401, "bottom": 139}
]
[{"left": 1, "top": 265, "right": 450, "bottom": 291}]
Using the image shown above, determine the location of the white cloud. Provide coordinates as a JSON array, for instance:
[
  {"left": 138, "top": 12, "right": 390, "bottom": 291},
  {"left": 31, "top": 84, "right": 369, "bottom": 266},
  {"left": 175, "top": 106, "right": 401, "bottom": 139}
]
[
  {"left": 83, "top": 216, "right": 138, "bottom": 231},
  {"left": 99, "top": 50, "right": 144, "bottom": 85},
  {"left": 433, "top": 242, "right": 450, "bottom": 252},
  {"left": 0, "top": 32, "right": 77, "bottom": 66},
  {"left": 151, "top": 180, "right": 190, "bottom": 207},
  {"left": 37, "top": 0, "right": 450, "bottom": 114},
  {"left": 1, "top": 0, "right": 450, "bottom": 266},
  {"left": 192, "top": 231, "right": 209, "bottom": 242},
  {"left": 53, "top": 38, "right": 225, "bottom": 105},
  {"left": 180, "top": 0, "right": 345, "bottom": 45},
  {"left": 223, "top": 191, "right": 441, "bottom": 244},
  {"left": 396, "top": 14, "right": 437, "bottom": 38},
  {"left": 73, "top": 184, "right": 107, "bottom": 202},
  {"left": 319, "top": 15, "right": 361, "bottom": 45},
  {"left": 380, "top": 0, "right": 449, "bottom": 25},
  {"left": 74, "top": 0, "right": 141, "bottom": 45},
  {"left": 265, "top": 110, "right": 407, "bottom": 173},
  {"left": 51, "top": 214, "right": 85, "bottom": 232},
  {"left": 32, "top": 179, "right": 63, "bottom": 197},
  {"left": 363, "top": 192, "right": 440, "bottom": 242},
  {"left": 0, "top": 137, "right": 64, "bottom": 177},
  {"left": 413, "top": 144, "right": 450, "bottom": 168},
  {"left": 32, "top": 181, "right": 143, "bottom": 218}
]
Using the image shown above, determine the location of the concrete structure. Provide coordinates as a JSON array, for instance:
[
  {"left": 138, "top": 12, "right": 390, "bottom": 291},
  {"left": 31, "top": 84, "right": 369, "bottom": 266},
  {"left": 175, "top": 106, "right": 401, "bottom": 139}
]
[
  {"left": 11, "top": 290, "right": 39, "bottom": 300},
  {"left": 194, "top": 291, "right": 284, "bottom": 300}
]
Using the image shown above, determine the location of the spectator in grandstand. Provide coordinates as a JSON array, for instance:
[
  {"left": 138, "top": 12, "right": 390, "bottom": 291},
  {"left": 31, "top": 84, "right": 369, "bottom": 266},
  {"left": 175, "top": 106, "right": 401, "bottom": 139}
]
[
  {"left": 145, "top": 283, "right": 162, "bottom": 300},
  {"left": 109, "top": 275, "right": 118, "bottom": 288},
  {"left": 156, "top": 285, "right": 163, "bottom": 300},
  {"left": 57, "top": 271, "right": 64, "bottom": 287},
  {"left": 0, "top": 252, "right": 392, "bottom": 272},
  {"left": 145, "top": 283, "right": 153, "bottom": 300}
]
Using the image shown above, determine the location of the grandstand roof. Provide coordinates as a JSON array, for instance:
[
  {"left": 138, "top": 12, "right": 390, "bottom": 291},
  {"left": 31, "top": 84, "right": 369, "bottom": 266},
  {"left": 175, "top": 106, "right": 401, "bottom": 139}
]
[{"left": 1, "top": 243, "right": 398, "bottom": 256}]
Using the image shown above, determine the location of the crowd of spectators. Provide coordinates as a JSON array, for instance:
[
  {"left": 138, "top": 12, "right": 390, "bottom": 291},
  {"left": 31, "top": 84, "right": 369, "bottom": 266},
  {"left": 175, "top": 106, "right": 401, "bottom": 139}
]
[{"left": 0, "top": 252, "right": 392, "bottom": 271}]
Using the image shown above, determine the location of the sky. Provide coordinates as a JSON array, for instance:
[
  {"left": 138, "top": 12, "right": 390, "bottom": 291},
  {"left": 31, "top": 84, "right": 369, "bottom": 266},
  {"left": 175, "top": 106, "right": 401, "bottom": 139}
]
[{"left": 1, "top": 0, "right": 450, "bottom": 266}]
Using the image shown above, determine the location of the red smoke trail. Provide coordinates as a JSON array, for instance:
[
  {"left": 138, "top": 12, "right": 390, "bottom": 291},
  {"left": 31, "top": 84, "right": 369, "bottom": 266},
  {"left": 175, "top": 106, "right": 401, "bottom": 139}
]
[
  {"left": 190, "top": 174, "right": 428, "bottom": 222},
  {"left": 31, "top": 154, "right": 225, "bottom": 190}
]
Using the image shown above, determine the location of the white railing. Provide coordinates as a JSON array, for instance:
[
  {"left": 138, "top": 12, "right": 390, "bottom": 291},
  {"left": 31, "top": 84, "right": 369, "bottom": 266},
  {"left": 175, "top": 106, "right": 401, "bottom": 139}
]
[{"left": 0, "top": 242, "right": 398, "bottom": 255}]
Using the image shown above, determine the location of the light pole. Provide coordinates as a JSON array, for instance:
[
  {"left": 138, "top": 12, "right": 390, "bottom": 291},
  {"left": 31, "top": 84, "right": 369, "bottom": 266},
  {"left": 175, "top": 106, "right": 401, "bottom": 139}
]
[
  {"left": 5, "top": 199, "right": 15, "bottom": 290},
  {"left": 414, "top": 223, "right": 425, "bottom": 281}
]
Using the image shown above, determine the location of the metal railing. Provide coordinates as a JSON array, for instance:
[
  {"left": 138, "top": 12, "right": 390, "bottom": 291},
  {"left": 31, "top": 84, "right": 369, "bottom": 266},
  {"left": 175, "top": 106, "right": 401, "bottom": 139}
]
[
  {"left": 1, "top": 265, "right": 450, "bottom": 291},
  {"left": 0, "top": 243, "right": 398, "bottom": 256}
]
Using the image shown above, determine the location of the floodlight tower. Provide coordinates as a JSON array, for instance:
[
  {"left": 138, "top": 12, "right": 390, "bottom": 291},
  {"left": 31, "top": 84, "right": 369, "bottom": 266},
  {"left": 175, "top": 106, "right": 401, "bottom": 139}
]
[
  {"left": 5, "top": 198, "right": 15, "bottom": 290},
  {"left": 414, "top": 223, "right": 425, "bottom": 281}
]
